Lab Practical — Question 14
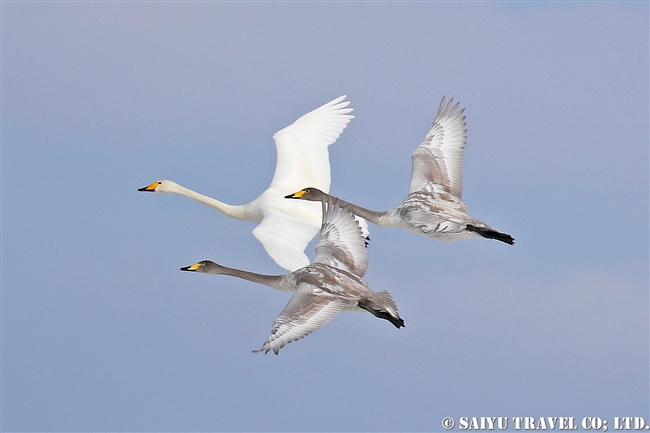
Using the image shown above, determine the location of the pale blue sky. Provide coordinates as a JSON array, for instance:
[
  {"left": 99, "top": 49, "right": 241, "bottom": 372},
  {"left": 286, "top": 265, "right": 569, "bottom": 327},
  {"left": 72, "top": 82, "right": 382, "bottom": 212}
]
[{"left": 3, "top": 2, "right": 648, "bottom": 431}]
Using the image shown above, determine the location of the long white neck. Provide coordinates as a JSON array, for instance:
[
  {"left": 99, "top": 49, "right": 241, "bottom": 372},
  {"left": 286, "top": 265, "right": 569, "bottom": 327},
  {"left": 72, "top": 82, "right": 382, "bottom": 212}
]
[{"left": 170, "top": 183, "right": 256, "bottom": 222}]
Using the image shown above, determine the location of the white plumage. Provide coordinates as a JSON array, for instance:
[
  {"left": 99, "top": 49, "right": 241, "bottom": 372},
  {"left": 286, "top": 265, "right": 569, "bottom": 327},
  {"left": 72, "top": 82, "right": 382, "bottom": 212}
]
[{"left": 139, "top": 96, "right": 369, "bottom": 271}]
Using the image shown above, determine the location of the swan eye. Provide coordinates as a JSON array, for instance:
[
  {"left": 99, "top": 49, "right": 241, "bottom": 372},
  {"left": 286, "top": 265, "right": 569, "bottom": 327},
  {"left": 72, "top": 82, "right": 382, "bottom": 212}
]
[{"left": 200, "top": 262, "right": 205, "bottom": 266}]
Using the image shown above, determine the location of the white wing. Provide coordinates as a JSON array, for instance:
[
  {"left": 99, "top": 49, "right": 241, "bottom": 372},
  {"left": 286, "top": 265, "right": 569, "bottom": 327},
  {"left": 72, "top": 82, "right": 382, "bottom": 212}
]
[
  {"left": 409, "top": 96, "right": 467, "bottom": 199},
  {"left": 252, "top": 197, "right": 322, "bottom": 271},
  {"left": 313, "top": 197, "right": 368, "bottom": 278},
  {"left": 268, "top": 95, "right": 353, "bottom": 193},
  {"left": 253, "top": 284, "right": 346, "bottom": 354}
]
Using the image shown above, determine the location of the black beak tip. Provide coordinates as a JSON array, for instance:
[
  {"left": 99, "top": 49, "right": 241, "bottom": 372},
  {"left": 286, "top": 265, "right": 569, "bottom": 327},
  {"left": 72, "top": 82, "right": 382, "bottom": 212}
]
[
  {"left": 180, "top": 266, "right": 190, "bottom": 271},
  {"left": 138, "top": 187, "right": 152, "bottom": 192}
]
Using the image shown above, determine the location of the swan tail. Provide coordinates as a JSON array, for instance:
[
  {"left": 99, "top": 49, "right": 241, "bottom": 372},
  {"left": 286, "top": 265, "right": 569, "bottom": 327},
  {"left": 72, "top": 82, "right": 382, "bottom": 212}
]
[
  {"left": 358, "top": 291, "right": 405, "bottom": 328},
  {"left": 466, "top": 224, "right": 515, "bottom": 245}
]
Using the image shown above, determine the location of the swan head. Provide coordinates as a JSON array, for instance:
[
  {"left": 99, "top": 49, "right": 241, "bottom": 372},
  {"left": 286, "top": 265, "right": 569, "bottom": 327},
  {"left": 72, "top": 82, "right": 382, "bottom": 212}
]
[
  {"left": 138, "top": 179, "right": 179, "bottom": 193},
  {"left": 180, "top": 260, "right": 223, "bottom": 274},
  {"left": 285, "top": 187, "right": 327, "bottom": 202}
]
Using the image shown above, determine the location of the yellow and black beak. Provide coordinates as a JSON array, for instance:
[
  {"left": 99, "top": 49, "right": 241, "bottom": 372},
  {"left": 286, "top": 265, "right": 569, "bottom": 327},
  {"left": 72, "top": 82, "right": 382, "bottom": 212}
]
[
  {"left": 180, "top": 262, "right": 202, "bottom": 272},
  {"left": 285, "top": 189, "right": 306, "bottom": 199},
  {"left": 138, "top": 181, "right": 159, "bottom": 192}
]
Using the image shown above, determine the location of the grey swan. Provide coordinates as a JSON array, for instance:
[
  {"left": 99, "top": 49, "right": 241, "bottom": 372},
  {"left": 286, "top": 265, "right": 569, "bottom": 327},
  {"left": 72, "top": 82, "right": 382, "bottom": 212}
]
[
  {"left": 286, "top": 97, "right": 514, "bottom": 245},
  {"left": 181, "top": 196, "right": 403, "bottom": 355}
]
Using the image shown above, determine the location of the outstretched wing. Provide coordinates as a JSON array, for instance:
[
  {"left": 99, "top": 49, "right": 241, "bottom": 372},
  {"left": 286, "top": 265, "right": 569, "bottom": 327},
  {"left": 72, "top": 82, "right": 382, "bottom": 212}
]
[
  {"left": 253, "top": 284, "right": 346, "bottom": 355},
  {"left": 269, "top": 96, "right": 354, "bottom": 194},
  {"left": 252, "top": 199, "right": 322, "bottom": 271},
  {"left": 409, "top": 96, "right": 467, "bottom": 199},
  {"left": 313, "top": 196, "right": 368, "bottom": 278}
]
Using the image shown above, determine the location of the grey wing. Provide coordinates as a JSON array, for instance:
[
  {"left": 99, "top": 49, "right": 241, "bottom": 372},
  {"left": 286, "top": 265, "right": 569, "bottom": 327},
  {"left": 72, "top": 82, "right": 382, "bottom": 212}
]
[
  {"left": 313, "top": 196, "right": 369, "bottom": 278},
  {"left": 253, "top": 284, "right": 347, "bottom": 355},
  {"left": 408, "top": 96, "right": 467, "bottom": 199}
]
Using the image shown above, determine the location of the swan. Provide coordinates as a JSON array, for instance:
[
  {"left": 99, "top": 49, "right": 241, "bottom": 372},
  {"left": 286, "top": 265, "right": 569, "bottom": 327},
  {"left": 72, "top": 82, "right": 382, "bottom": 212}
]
[
  {"left": 180, "top": 196, "right": 404, "bottom": 355},
  {"left": 139, "top": 95, "right": 369, "bottom": 271},
  {"left": 286, "top": 96, "right": 514, "bottom": 245}
]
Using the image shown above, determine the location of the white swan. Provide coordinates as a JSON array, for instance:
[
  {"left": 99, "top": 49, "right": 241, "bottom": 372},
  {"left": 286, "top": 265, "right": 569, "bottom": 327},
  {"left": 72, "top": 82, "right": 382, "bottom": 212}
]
[
  {"left": 181, "top": 196, "right": 404, "bottom": 355},
  {"left": 139, "top": 96, "right": 369, "bottom": 271},
  {"left": 286, "top": 97, "right": 514, "bottom": 245}
]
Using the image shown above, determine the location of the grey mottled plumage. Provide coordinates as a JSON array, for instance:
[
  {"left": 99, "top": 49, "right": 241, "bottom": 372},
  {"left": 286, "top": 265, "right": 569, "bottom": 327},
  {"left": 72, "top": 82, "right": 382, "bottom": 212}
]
[
  {"left": 286, "top": 96, "right": 514, "bottom": 245},
  {"left": 181, "top": 196, "right": 403, "bottom": 355}
]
